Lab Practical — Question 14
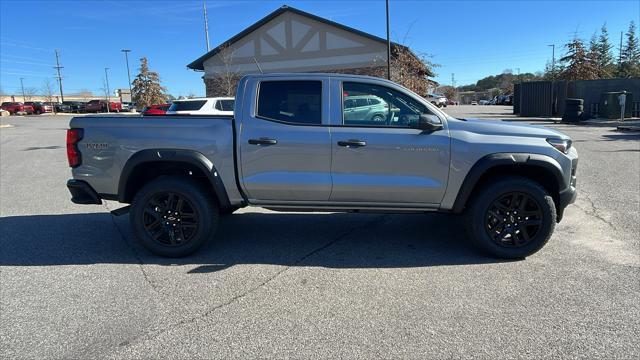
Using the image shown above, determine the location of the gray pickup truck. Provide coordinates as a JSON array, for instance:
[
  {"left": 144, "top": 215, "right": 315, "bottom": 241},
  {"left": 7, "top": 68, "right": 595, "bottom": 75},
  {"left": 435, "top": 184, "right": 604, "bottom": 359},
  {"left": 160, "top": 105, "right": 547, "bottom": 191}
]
[{"left": 67, "top": 73, "right": 577, "bottom": 259}]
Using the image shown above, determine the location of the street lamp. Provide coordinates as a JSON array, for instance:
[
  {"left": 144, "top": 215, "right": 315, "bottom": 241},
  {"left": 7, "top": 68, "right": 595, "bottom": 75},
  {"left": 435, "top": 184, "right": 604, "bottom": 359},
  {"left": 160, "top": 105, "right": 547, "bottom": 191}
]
[
  {"left": 121, "top": 49, "right": 132, "bottom": 103},
  {"left": 104, "top": 67, "right": 111, "bottom": 113}
]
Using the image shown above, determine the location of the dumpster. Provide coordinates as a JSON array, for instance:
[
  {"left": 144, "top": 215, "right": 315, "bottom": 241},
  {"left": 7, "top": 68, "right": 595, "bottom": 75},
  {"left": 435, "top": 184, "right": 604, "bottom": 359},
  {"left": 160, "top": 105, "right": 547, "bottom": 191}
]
[{"left": 600, "top": 92, "right": 633, "bottom": 119}]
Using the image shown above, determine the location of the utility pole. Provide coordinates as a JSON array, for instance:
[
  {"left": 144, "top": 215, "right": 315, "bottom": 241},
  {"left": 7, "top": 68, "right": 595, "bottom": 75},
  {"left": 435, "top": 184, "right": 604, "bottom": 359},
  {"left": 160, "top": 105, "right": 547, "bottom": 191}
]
[
  {"left": 121, "top": 49, "right": 132, "bottom": 103},
  {"left": 516, "top": 67, "right": 520, "bottom": 83},
  {"left": 203, "top": 1, "right": 210, "bottom": 52},
  {"left": 619, "top": 31, "right": 623, "bottom": 64},
  {"left": 19, "top": 78, "right": 26, "bottom": 101},
  {"left": 548, "top": 44, "right": 555, "bottom": 80},
  {"left": 385, "top": 0, "right": 391, "bottom": 80},
  {"left": 54, "top": 49, "right": 65, "bottom": 102},
  {"left": 451, "top": 73, "right": 457, "bottom": 105},
  {"left": 104, "top": 68, "right": 111, "bottom": 113}
]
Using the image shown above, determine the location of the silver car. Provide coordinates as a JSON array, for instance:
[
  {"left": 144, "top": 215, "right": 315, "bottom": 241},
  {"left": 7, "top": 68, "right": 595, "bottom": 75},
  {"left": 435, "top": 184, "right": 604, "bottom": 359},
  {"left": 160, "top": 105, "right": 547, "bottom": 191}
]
[{"left": 343, "top": 95, "right": 389, "bottom": 123}]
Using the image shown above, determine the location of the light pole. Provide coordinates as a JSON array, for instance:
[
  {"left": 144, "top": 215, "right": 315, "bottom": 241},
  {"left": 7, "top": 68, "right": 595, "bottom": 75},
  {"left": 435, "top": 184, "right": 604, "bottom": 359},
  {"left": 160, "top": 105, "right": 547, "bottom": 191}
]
[
  {"left": 104, "top": 67, "right": 111, "bottom": 113},
  {"left": 385, "top": 0, "right": 391, "bottom": 80},
  {"left": 19, "top": 78, "right": 26, "bottom": 101},
  {"left": 548, "top": 44, "right": 555, "bottom": 80},
  {"left": 121, "top": 49, "right": 132, "bottom": 103}
]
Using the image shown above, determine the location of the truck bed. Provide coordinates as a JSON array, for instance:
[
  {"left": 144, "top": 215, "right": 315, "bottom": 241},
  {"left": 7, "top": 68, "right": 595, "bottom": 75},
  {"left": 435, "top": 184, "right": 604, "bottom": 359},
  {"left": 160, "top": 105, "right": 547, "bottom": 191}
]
[{"left": 69, "top": 115, "right": 243, "bottom": 204}]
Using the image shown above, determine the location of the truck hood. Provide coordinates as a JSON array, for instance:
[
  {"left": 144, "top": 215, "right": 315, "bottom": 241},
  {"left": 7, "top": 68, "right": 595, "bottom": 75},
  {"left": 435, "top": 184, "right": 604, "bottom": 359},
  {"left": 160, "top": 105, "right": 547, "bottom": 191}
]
[{"left": 448, "top": 117, "right": 570, "bottom": 140}]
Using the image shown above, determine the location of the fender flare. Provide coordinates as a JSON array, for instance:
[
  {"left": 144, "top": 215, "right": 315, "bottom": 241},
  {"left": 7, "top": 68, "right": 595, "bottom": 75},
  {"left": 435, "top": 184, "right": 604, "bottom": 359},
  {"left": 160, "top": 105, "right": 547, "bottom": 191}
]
[
  {"left": 118, "top": 149, "right": 231, "bottom": 208},
  {"left": 451, "top": 153, "right": 565, "bottom": 213}
]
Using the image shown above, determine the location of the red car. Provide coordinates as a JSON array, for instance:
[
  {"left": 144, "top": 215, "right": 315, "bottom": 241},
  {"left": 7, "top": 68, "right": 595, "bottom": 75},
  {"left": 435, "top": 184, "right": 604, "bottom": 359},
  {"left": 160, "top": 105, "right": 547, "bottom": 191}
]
[
  {"left": 141, "top": 103, "right": 170, "bottom": 116},
  {"left": 24, "top": 101, "right": 54, "bottom": 114},
  {"left": 85, "top": 100, "right": 123, "bottom": 113},
  {"left": 0, "top": 102, "right": 35, "bottom": 115}
]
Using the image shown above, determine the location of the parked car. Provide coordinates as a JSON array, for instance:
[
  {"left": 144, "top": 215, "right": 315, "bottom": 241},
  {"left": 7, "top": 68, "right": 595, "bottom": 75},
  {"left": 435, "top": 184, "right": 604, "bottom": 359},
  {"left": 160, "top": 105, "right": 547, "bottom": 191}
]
[
  {"left": 426, "top": 93, "right": 447, "bottom": 108},
  {"left": 343, "top": 95, "right": 389, "bottom": 123},
  {"left": 121, "top": 103, "right": 137, "bottom": 112},
  {"left": 141, "top": 103, "right": 171, "bottom": 116},
  {"left": 62, "top": 101, "right": 87, "bottom": 113},
  {"left": 54, "top": 102, "right": 74, "bottom": 113},
  {"left": 67, "top": 73, "right": 578, "bottom": 260},
  {"left": 504, "top": 94, "right": 514, "bottom": 106},
  {"left": 0, "top": 102, "right": 34, "bottom": 115},
  {"left": 470, "top": 101, "right": 478, "bottom": 105},
  {"left": 24, "top": 101, "right": 53, "bottom": 114},
  {"left": 166, "top": 97, "right": 234, "bottom": 115},
  {"left": 85, "top": 100, "right": 123, "bottom": 113}
]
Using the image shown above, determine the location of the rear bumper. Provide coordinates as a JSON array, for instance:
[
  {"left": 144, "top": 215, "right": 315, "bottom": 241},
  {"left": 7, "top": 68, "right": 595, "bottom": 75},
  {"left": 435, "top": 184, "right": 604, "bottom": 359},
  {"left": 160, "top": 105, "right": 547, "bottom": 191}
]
[{"left": 67, "top": 179, "right": 102, "bottom": 205}]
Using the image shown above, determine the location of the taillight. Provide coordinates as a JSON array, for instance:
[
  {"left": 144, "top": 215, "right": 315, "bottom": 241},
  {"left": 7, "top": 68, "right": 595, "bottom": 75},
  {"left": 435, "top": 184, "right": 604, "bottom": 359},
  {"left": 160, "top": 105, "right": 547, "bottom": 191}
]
[{"left": 66, "top": 129, "right": 83, "bottom": 167}]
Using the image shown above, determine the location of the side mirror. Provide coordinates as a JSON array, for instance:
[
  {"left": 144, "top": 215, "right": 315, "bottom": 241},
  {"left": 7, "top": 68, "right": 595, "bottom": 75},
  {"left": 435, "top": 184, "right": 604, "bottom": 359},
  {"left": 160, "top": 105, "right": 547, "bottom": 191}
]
[{"left": 415, "top": 114, "right": 444, "bottom": 132}]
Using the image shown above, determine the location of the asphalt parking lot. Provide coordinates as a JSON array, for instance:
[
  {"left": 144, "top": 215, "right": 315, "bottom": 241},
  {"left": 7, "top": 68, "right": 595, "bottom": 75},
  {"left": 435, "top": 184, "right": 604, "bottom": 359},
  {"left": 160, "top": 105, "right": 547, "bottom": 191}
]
[{"left": 1, "top": 107, "right": 639, "bottom": 359}]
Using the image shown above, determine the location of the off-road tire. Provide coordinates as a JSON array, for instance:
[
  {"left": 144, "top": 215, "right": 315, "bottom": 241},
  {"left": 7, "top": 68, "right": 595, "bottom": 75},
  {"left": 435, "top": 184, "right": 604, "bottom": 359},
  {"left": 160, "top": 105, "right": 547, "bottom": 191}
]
[
  {"left": 465, "top": 176, "right": 556, "bottom": 259},
  {"left": 130, "top": 176, "right": 219, "bottom": 257}
]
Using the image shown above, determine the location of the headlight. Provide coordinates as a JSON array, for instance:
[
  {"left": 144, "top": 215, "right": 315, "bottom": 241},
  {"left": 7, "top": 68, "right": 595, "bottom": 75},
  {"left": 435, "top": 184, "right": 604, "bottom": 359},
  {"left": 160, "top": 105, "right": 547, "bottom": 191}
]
[{"left": 547, "top": 138, "right": 572, "bottom": 154}]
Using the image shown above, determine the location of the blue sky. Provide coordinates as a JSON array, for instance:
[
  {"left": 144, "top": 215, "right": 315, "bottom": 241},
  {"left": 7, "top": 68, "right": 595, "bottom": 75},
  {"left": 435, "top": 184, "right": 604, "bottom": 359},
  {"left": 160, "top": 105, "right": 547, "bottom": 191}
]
[{"left": 1, "top": 0, "right": 638, "bottom": 97}]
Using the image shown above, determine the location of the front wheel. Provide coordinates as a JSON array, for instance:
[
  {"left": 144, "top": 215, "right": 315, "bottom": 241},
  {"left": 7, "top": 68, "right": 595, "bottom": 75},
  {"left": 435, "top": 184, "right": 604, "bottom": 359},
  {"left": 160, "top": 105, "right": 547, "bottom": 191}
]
[
  {"left": 464, "top": 176, "right": 556, "bottom": 259},
  {"left": 130, "top": 177, "right": 219, "bottom": 257}
]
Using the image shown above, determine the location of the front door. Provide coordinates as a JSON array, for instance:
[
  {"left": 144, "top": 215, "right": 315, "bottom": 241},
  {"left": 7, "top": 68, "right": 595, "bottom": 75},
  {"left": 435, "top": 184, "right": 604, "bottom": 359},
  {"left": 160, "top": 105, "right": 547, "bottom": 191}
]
[
  {"left": 239, "top": 79, "right": 332, "bottom": 202},
  {"left": 329, "top": 81, "right": 451, "bottom": 205}
]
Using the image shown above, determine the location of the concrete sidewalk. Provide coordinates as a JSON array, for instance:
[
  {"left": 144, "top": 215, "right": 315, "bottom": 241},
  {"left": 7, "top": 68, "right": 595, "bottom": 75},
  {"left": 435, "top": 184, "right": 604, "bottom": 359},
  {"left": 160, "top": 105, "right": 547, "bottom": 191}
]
[{"left": 581, "top": 118, "right": 640, "bottom": 131}]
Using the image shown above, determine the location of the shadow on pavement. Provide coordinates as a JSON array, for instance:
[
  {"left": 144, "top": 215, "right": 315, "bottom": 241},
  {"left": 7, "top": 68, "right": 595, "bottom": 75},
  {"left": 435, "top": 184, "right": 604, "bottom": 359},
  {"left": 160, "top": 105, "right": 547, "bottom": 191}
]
[{"left": 0, "top": 211, "right": 508, "bottom": 271}]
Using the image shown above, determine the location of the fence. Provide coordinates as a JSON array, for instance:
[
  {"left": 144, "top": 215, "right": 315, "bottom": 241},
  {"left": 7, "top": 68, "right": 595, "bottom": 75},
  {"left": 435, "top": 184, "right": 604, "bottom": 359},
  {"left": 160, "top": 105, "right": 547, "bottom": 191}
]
[{"left": 514, "top": 78, "right": 640, "bottom": 118}]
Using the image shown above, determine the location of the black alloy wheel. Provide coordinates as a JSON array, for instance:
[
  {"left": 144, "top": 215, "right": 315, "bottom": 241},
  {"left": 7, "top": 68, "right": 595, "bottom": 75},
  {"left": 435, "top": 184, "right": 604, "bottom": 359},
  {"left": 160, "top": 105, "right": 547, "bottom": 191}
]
[
  {"left": 142, "top": 192, "right": 199, "bottom": 246},
  {"left": 484, "top": 191, "right": 543, "bottom": 247}
]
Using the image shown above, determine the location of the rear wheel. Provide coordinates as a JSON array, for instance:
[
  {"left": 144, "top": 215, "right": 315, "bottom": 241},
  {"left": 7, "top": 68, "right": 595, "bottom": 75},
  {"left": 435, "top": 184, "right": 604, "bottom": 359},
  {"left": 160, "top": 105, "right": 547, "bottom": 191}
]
[
  {"left": 465, "top": 176, "right": 556, "bottom": 259},
  {"left": 130, "top": 177, "right": 219, "bottom": 257}
]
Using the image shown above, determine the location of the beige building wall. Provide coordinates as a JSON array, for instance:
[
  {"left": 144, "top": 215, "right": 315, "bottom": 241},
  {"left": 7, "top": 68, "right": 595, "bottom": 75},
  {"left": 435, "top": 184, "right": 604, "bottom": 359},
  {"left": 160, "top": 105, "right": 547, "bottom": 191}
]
[{"left": 202, "top": 11, "right": 389, "bottom": 96}]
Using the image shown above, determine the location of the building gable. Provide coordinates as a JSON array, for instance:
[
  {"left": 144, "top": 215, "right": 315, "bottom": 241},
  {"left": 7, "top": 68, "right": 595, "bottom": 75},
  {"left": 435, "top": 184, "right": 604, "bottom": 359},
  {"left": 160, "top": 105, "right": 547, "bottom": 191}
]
[{"left": 191, "top": 6, "right": 390, "bottom": 75}]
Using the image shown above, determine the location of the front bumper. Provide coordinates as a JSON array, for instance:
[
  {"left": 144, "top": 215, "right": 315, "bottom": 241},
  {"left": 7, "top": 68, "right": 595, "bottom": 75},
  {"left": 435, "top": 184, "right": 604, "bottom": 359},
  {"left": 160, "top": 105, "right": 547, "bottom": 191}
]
[
  {"left": 67, "top": 179, "right": 102, "bottom": 204},
  {"left": 556, "top": 155, "right": 578, "bottom": 221}
]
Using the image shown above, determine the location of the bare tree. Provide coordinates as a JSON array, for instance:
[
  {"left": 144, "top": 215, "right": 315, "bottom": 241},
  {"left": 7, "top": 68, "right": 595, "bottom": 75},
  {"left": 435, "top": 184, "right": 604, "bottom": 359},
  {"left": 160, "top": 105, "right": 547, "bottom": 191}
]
[
  {"left": 439, "top": 86, "right": 457, "bottom": 103},
  {"left": 208, "top": 44, "right": 242, "bottom": 97},
  {"left": 101, "top": 78, "right": 110, "bottom": 100},
  {"left": 42, "top": 78, "right": 56, "bottom": 112},
  {"left": 24, "top": 87, "right": 38, "bottom": 101},
  {"left": 370, "top": 44, "right": 439, "bottom": 96}
]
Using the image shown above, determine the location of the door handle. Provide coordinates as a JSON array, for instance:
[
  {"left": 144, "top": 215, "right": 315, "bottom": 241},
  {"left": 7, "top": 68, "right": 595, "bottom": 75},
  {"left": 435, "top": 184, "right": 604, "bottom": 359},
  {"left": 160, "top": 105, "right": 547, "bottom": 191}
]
[
  {"left": 248, "top": 137, "right": 277, "bottom": 145},
  {"left": 337, "top": 139, "right": 366, "bottom": 148}
]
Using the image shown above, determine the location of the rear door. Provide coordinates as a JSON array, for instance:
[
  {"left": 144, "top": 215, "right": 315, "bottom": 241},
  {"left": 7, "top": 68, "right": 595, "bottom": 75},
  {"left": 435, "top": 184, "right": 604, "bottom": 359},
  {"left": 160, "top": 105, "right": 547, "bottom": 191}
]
[
  {"left": 238, "top": 78, "right": 332, "bottom": 202},
  {"left": 329, "top": 79, "right": 450, "bottom": 205}
]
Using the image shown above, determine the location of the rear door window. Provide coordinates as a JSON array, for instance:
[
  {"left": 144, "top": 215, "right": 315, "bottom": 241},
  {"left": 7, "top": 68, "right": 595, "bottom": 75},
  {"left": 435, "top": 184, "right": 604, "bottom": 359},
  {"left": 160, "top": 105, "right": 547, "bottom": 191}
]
[
  {"left": 257, "top": 81, "right": 321, "bottom": 125},
  {"left": 168, "top": 100, "right": 207, "bottom": 112},
  {"left": 214, "top": 99, "right": 234, "bottom": 111}
]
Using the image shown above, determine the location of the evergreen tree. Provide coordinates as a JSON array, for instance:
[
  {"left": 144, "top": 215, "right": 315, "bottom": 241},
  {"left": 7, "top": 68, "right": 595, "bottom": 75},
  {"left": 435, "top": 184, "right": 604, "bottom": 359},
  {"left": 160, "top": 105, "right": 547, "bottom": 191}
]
[
  {"left": 588, "top": 33, "right": 602, "bottom": 77},
  {"left": 560, "top": 35, "right": 598, "bottom": 81},
  {"left": 596, "top": 24, "right": 615, "bottom": 78},
  {"left": 132, "top": 57, "right": 167, "bottom": 107},
  {"left": 617, "top": 21, "right": 640, "bottom": 78}
]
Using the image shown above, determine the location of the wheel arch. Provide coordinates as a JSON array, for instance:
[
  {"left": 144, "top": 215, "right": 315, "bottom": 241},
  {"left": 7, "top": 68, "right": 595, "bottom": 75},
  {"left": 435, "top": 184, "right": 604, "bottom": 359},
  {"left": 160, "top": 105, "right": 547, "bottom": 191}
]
[
  {"left": 452, "top": 153, "right": 565, "bottom": 215},
  {"left": 118, "top": 149, "right": 231, "bottom": 208}
]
